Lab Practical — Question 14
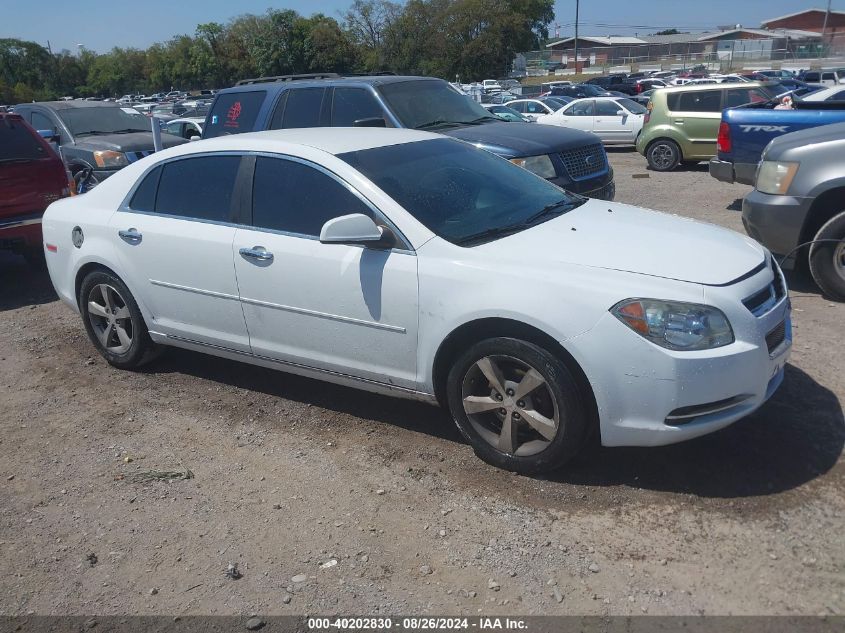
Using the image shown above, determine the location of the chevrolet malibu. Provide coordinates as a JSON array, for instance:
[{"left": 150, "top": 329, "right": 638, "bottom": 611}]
[{"left": 42, "top": 129, "right": 792, "bottom": 473}]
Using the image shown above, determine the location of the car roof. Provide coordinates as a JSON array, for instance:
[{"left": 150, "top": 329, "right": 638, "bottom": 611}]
[
  {"left": 659, "top": 81, "right": 765, "bottom": 93},
  {"left": 16, "top": 100, "right": 121, "bottom": 110},
  {"left": 162, "top": 128, "right": 441, "bottom": 157},
  {"left": 217, "top": 75, "right": 441, "bottom": 94}
]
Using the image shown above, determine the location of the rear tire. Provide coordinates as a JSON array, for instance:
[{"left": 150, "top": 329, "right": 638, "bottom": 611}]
[
  {"left": 79, "top": 270, "right": 162, "bottom": 369},
  {"left": 446, "top": 337, "right": 588, "bottom": 474},
  {"left": 808, "top": 211, "right": 845, "bottom": 301},
  {"left": 646, "top": 139, "right": 681, "bottom": 171}
]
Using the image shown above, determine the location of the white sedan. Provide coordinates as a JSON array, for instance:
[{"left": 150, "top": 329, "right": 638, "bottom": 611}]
[
  {"left": 537, "top": 97, "right": 646, "bottom": 145},
  {"left": 42, "top": 128, "right": 791, "bottom": 473}
]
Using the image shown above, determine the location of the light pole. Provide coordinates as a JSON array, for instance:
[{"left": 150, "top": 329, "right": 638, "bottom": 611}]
[{"left": 574, "top": 0, "right": 580, "bottom": 72}]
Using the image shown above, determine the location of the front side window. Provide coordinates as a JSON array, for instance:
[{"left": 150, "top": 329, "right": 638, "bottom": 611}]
[
  {"left": 31, "top": 112, "right": 55, "bottom": 132},
  {"left": 615, "top": 98, "right": 647, "bottom": 114},
  {"left": 339, "top": 138, "right": 585, "bottom": 246},
  {"left": 154, "top": 156, "right": 241, "bottom": 222},
  {"left": 251, "top": 156, "right": 371, "bottom": 237},
  {"left": 595, "top": 100, "right": 622, "bottom": 116},
  {"left": 525, "top": 102, "right": 546, "bottom": 114},
  {"left": 205, "top": 91, "right": 266, "bottom": 138},
  {"left": 331, "top": 88, "right": 384, "bottom": 126},
  {"left": 509, "top": 101, "right": 526, "bottom": 113},
  {"left": 724, "top": 88, "right": 769, "bottom": 108}
]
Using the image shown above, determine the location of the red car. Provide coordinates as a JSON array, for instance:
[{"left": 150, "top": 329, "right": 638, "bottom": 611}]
[{"left": 0, "top": 113, "right": 73, "bottom": 267}]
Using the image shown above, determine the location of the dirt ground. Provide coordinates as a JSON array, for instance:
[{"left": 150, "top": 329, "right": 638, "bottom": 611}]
[{"left": 0, "top": 149, "right": 843, "bottom": 617}]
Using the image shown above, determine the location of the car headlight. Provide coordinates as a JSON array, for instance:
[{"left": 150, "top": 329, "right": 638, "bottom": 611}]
[
  {"left": 611, "top": 299, "right": 734, "bottom": 351},
  {"left": 755, "top": 160, "right": 799, "bottom": 195},
  {"left": 510, "top": 155, "right": 556, "bottom": 179},
  {"left": 93, "top": 150, "right": 129, "bottom": 169}
]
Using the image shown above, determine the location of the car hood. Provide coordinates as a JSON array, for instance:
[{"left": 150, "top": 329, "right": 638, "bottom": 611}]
[
  {"left": 472, "top": 199, "right": 766, "bottom": 286},
  {"left": 442, "top": 121, "right": 601, "bottom": 157},
  {"left": 73, "top": 132, "right": 187, "bottom": 153}
]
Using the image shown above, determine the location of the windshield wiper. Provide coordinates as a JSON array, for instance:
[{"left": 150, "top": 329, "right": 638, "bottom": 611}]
[
  {"left": 523, "top": 198, "right": 584, "bottom": 225},
  {"left": 455, "top": 225, "right": 528, "bottom": 246},
  {"left": 110, "top": 128, "right": 148, "bottom": 134},
  {"left": 462, "top": 116, "right": 499, "bottom": 125},
  {"left": 74, "top": 131, "right": 112, "bottom": 137},
  {"left": 456, "top": 198, "right": 586, "bottom": 247},
  {"left": 415, "top": 120, "right": 461, "bottom": 130}
]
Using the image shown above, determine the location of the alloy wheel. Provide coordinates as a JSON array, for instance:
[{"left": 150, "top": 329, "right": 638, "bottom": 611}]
[
  {"left": 460, "top": 355, "right": 560, "bottom": 456},
  {"left": 650, "top": 143, "right": 675, "bottom": 170},
  {"left": 87, "top": 283, "right": 134, "bottom": 354}
]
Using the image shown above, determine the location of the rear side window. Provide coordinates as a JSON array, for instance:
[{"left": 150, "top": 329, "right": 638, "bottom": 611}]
[
  {"left": 331, "top": 88, "right": 384, "bottom": 126},
  {"left": 129, "top": 166, "right": 161, "bottom": 211},
  {"left": 251, "top": 156, "right": 371, "bottom": 237},
  {"left": 280, "top": 88, "right": 326, "bottom": 129},
  {"left": 0, "top": 117, "right": 48, "bottom": 161},
  {"left": 567, "top": 100, "right": 594, "bottom": 116},
  {"left": 205, "top": 91, "right": 266, "bottom": 138},
  {"left": 674, "top": 90, "right": 722, "bottom": 112},
  {"left": 155, "top": 156, "right": 241, "bottom": 222}
]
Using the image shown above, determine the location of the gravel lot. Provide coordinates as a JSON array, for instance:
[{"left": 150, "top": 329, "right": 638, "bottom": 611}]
[{"left": 0, "top": 148, "right": 842, "bottom": 617}]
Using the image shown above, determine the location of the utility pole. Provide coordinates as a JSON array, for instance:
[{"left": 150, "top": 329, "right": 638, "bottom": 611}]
[
  {"left": 574, "top": 0, "right": 580, "bottom": 71},
  {"left": 821, "top": 0, "right": 832, "bottom": 54}
]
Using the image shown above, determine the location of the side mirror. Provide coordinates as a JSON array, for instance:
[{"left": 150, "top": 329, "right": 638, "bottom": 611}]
[
  {"left": 353, "top": 117, "right": 386, "bottom": 128},
  {"left": 320, "top": 213, "right": 383, "bottom": 244},
  {"left": 616, "top": 110, "right": 626, "bottom": 116},
  {"left": 37, "top": 129, "right": 59, "bottom": 142},
  {"left": 189, "top": 135, "right": 200, "bottom": 142}
]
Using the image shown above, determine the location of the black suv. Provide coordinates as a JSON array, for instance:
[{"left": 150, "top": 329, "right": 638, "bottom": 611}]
[
  {"left": 203, "top": 74, "right": 615, "bottom": 200},
  {"left": 13, "top": 101, "right": 186, "bottom": 189}
]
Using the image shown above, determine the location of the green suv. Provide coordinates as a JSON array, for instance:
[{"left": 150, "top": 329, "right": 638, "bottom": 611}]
[{"left": 636, "top": 83, "right": 771, "bottom": 171}]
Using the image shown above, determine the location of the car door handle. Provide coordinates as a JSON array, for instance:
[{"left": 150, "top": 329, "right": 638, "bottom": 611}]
[
  {"left": 239, "top": 246, "right": 274, "bottom": 262},
  {"left": 674, "top": 119, "right": 685, "bottom": 124},
  {"left": 118, "top": 228, "right": 142, "bottom": 244}
]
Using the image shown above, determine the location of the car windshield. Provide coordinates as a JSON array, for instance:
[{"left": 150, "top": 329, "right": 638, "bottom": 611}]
[
  {"left": 616, "top": 98, "right": 647, "bottom": 114},
  {"left": 579, "top": 85, "right": 607, "bottom": 96},
  {"left": 378, "top": 80, "right": 499, "bottom": 130},
  {"left": 338, "top": 138, "right": 585, "bottom": 246},
  {"left": 541, "top": 98, "right": 567, "bottom": 110},
  {"left": 59, "top": 106, "right": 150, "bottom": 136}
]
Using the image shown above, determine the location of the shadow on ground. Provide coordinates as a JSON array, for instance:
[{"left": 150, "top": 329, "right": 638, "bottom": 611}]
[
  {"left": 153, "top": 346, "right": 842, "bottom": 499},
  {"left": 0, "top": 251, "right": 57, "bottom": 312}
]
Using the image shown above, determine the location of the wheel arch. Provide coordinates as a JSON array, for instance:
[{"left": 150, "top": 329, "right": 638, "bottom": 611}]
[
  {"left": 431, "top": 317, "right": 599, "bottom": 432},
  {"left": 799, "top": 186, "right": 845, "bottom": 255},
  {"left": 644, "top": 135, "right": 684, "bottom": 161},
  {"left": 74, "top": 261, "right": 124, "bottom": 309}
]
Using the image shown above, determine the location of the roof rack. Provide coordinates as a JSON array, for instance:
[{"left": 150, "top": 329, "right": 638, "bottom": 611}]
[
  {"left": 235, "top": 73, "right": 341, "bottom": 86},
  {"left": 342, "top": 71, "right": 397, "bottom": 76}
]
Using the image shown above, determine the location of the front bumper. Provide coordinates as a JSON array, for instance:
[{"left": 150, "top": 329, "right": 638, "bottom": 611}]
[
  {"left": 742, "top": 189, "right": 813, "bottom": 259},
  {"left": 708, "top": 159, "right": 758, "bottom": 186},
  {"left": 568, "top": 261, "right": 791, "bottom": 447}
]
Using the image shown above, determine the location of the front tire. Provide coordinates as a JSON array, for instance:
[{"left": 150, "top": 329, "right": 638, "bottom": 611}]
[
  {"left": 446, "top": 337, "right": 589, "bottom": 474},
  {"left": 808, "top": 211, "right": 845, "bottom": 301},
  {"left": 79, "top": 270, "right": 161, "bottom": 368},
  {"left": 646, "top": 139, "right": 681, "bottom": 171}
]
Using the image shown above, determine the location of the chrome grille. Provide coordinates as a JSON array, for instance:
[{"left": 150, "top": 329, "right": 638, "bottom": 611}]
[
  {"left": 742, "top": 258, "right": 786, "bottom": 317},
  {"left": 766, "top": 320, "right": 786, "bottom": 354},
  {"left": 559, "top": 144, "right": 607, "bottom": 180}
]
